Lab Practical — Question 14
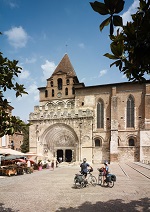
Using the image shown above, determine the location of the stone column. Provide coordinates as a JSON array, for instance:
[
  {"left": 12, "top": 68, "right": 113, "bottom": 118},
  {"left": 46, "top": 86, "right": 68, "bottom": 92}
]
[
  {"left": 110, "top": 87, "right": 118, "bottom": 162},
  {"left": 140, "top": 84, "right": 150, "bottom": 162},
  {"left": 63, "top": 149, "right": 65, "bottom": 162}
]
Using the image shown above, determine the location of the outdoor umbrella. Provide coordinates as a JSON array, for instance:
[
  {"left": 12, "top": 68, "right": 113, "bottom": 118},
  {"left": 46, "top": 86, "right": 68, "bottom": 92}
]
[
  {"left": 15, "top": 158, "right": 26, "bottom": 163},
  {"left": 3, "top": 155, "right": 21, "bottom": 160},
  {"left": 0, "top": 148, "right": 25, "bottom": 156}
]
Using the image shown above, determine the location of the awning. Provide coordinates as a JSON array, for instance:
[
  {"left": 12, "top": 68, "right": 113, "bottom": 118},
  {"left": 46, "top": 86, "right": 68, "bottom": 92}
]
[
  {"left": 0, "top": 148, "right": 25, "bottom": 156},
  {"left": 2, "top": 155, "right": 22, "bottom": 160},
  {"left": 24, "top": 152, "right": 37, "bottom": 156}
]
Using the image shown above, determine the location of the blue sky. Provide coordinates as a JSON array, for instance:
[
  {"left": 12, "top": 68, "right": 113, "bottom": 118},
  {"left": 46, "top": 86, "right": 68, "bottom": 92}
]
[{"left": 0, "top": 0, "right": 144, "bottom": 122}]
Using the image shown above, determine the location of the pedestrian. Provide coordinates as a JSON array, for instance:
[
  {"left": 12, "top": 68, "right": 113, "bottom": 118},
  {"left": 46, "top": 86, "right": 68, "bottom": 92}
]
[
  {"left": 56, "top": 160, "right": 59, "bottom": 168},
  {"left": 51, "top": 160, "right": 54, "bottom": 170},
  {"left": 26, "top": 159, "right": 31, "bottom": 173}
]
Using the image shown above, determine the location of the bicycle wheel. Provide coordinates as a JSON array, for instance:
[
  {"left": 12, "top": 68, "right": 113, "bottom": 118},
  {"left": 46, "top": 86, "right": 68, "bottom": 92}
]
[
  {"left": 107, "top": 181, "right": 114, "bottom": 188},
  {"left": 98, "top": 175, "right": 102, "bottom": 185},
  {"left": 89, "top": 176, "right": 97, "bottom": 186},
  {"left": 74, "top": 178, "right": 84, "bottom": 189}
]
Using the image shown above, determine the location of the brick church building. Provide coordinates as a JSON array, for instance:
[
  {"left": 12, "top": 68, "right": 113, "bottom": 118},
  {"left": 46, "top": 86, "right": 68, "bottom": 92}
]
[{"left": 29, "top": 54, "right": 150, "bottom": 163}]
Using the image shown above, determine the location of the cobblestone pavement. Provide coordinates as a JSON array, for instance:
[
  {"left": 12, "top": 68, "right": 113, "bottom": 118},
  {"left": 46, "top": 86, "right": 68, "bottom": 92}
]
[{"left": 0, "top": 163, "right": 150, "bottom": 212}]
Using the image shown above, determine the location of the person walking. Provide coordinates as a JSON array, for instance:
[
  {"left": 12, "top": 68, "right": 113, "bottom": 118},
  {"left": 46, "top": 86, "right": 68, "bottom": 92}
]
[
  {"left": 51, "top": 160, "right": 54, "bottom": 170},
  {"left": 26, "top": 159, "right": 31, "bottom": 173}
]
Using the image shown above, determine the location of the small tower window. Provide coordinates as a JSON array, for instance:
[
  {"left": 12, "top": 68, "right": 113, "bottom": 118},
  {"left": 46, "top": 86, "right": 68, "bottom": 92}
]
[
  {"left": 66, "top": 79, "right": 70, "bottom": 85},
  {"left": 65, "top": 88, "right": 68, "bottom": 95},
  {"left": 50, "top": 81, "right": 53, "bottom": 87},
  {"left": 58, "top": 78, "right": 62, "bottom": 90},
  {"left": 45, "top": 90, "right": 48, "bottom": 98},
  {"left": 52, "top": 89, "right": 54, "bottom": 97},
  {"left": 72, "top": 87, "right": 75, "bottom": 95}
]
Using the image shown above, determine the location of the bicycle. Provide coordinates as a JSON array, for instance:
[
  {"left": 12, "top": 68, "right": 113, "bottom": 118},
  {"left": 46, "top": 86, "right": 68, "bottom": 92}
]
[
  {"left": 97, "top": 168, "right": 116, "bottom": 188},
  {"left": 74, "top": 169, "right": 97, "bottom": 189}
]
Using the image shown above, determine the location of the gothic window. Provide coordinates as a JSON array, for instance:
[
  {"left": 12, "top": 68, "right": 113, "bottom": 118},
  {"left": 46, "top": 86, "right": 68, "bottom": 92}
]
[
  {"left": 57, "top": 78, "right": 62, "bottom": 90},
  {"left": 95, "top": 138, "right": 102, "bottom": 147},
  {"left": 66, "top": 79, "right": 70, "bottom": 85},
  {"left": 50, "top": 81, "right": 53, "bottom": 87},
  {"left": 52, "top": 89, "right": 54, "bottom": 97},
  {"left": 45, "top": 90, "right": 48, "bottom": 98},
  {"left": 127, "top": 95, "right": 134, "bottom": 127},
  {"left": 97, "top": 100, "right": 104, "bottom": 128},
  {"left": 72, "top": 87, "right": 75, "bottom": 95},
  {"left": 65, "top": 88, "right": 68, "bottom": 95},
  {"left": 129, "top": 138, "right": 135, "bottom": 146}
]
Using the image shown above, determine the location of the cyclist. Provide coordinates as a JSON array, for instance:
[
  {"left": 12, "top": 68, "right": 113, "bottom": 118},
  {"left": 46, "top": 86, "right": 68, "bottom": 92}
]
[
  {"left": 103, "top": 161, "right": 109, "bottom": 184},
  {"left": 80, "top": 158, "right": 92, "bottom": 184}
]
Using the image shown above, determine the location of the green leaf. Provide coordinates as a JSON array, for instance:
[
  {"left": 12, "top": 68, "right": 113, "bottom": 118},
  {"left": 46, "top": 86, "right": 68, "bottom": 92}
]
[
  {"left": 110, "top": 42, "right": 123, "bottom": 57},
  {"left": 114, "top": 0, "right": 125, "bottom": 14},
  {"left": 90, "top": 1, "right": 109, "bottom": 15},
  {"left": 104, "top": 53, "right": 119, "bottom": 59},
  {"left": 104, "top": 0, "right": 124, "bottom": 14},
  {"left": 113, "top": 15, "right": 123, "bottom": 26},
  {"left": 100, "top": 17, "right": 111, "bottom": 31},
  {"left": 110, "top": 59, "right": 122, "bottom": 67}
]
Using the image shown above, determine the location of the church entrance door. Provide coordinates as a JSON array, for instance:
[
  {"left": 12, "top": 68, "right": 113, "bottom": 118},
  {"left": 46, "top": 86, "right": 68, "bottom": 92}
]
[
  {"left": 57, "top": 149, "right": 63, "bottom": 162},
  {"left": 65, "top": 149, "right": 72, "bottom": 162}
]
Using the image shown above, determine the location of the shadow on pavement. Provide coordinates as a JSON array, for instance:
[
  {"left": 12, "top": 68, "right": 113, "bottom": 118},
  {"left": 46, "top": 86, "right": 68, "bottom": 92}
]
[
  {"left": 56, "top": 198, "right": 150, "bottom": 212},
  {"left": 0, "top": 203, "right": 19, "bottom": 212}
]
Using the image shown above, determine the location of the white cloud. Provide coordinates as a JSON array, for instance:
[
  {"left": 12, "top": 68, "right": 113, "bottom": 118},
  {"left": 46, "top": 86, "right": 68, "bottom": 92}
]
[
  {"left": 9, "top": 2, "right": 18, "bottom": 8},
  {"left": 19, "top": 69, "right": 30, "bottom": 80},
  {"left": 4, "top": 26, "right": 29, "bottom": 48},
  {"left": 25, "top": 57, "right": 36, "bottom": 64},
  {"left": 115, "top": 0, "right": 139, "bottom": 34},
  {"left": 27, "top": 84, "right": 39, "bottom": 101},
  {"left": 98, "top": 69, "right": 107, "bottom": 77},
  {"left": 78, "top": 43, "right": 85, "bottom": 49},
  {"left": 41, "top": 60, "right": 56, "bottom": 81},
  {"left": 4, "top": 0, "right": 18, "bottom": 8},
  {"left": 122, "top": 0, "right": 139, "bottom": 24}
]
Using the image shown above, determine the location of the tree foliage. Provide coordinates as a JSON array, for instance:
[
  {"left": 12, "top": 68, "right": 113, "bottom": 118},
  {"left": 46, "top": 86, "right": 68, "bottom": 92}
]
[
  {"left": 90, "top": 0, "right": 150, "bottom": 82},
  {"left": 20, "top": 124, "right": 29, "bottom": 153},
  {"left": 0, "top": 33, "right": 29, "bottom": 137}
]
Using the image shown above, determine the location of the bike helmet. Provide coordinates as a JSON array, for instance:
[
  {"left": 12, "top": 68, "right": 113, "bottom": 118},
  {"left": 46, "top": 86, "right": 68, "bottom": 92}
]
[{"left": 104, "top": 161, "right": 108, "bottom": 165}]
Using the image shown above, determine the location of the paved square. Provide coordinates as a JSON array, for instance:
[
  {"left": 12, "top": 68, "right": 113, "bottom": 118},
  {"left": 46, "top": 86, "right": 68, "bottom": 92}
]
[{"left": 0, "top": 163, "right": 150, "bottom": 212}]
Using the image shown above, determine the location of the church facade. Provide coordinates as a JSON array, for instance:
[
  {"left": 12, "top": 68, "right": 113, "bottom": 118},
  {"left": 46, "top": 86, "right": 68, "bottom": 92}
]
[{"left": 29, "top": 54, "right": 150, "bottom": 164}]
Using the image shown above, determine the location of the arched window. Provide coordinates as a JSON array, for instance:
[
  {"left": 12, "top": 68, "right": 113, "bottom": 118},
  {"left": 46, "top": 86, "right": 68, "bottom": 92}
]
[
  {"left": 65, "top": 88, "right": 68, "bottom": 95},
  {"left": 95, "top": 138, "right": 102, "bottom": 147},
  {"left": 57, "top": 78, "right": 62, "bottom": 90},
  {"left": 129, "top": 138, "right": 135, "bottom": 146},
  {"left": 52, "top": 89, "right": 54, "bottom": 97},
  {"left": 127, "top": 95, "right": 134, "bottom": 127},
  {"left": 50, "top": 81, "right": 53, "bottom": 87},
  {"left": 45, "top": 90, "right": 48, "bottom": 98},
  {"left": 66, "top": 79, "right": 70, "bottom": 85},
  {"left": 72, "top": 87, "right": 75, "bottom": 95},
  {"left": 97, "top": 100, "right": 104, "bottom": 128}
]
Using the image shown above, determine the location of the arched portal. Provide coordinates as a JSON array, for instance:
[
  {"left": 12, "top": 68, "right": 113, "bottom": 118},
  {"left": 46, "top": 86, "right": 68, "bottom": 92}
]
[{"left": 41, "top": 123, "right": 79, "bottom": 162}]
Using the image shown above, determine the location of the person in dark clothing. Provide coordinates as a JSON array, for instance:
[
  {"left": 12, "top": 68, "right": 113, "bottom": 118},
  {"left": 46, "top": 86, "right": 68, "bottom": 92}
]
[{"left": 80, "top": 158, "right": 91, "bottom": 178}]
